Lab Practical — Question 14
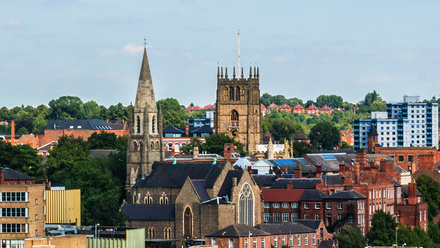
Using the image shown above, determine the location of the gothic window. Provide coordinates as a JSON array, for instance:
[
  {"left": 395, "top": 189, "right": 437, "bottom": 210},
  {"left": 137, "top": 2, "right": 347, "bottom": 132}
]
[
  {"left": 184, "top": 207, "right": 193, "bottom": 238},
  {"left": 239, "top": 183, "right": 254, "bottom": 226},
  {"left": 137, "top": 116, "right": 141, "bottom": 133},
  {"left": 164, "top": 227, "right": 172, "bottom": 239},
  {"left": 148, "top": 227, "right": 155, "bottom": 239},
  {"left": 150, "top": 141, "right": 154, "bottom": 149},
  {"left": 236, "top": 86, "right": 241, "bottom": 101},
  {"left": 160, "top": 192, "right": 169, "bottom": 204},
  {"left": 144, "top": 192, "right": 153, "bottom": 204},
  {"left": 132, "top": 141, "right": 138, "bottom": 151},
  {"left": 155, "top": 141, "right": 160, "bottom": 150},
  {"left": 229, "top": 87, "right": 235, "bottom": 101},
  {"left": 139, "top": 141, "right": 143, "bottom": 151},
  {"left": 136, "top": 193, "right": 141, "bottom": 204},
  {"left": 152, "top": 116, "right": 156, "bottom": 133},
  {"left": 231, "top": 110, "right": 239, "bottom": 126}
]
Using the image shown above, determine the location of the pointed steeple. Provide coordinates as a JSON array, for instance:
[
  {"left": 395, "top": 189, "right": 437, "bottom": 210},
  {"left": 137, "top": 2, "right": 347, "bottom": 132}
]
[
  {"left": 139, "top": 47, "right": 151, "bottom": 81},
  {"left": 135, "top": 46, "right": 157, "bottom": 111}
]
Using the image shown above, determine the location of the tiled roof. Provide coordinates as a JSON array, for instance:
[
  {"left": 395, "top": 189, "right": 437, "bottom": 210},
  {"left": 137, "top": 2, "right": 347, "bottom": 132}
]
[
  {"left": 295, "top": 220, "right": 322, "bottom": 230},
  {"left": 186, "top": 105, "right": 202, "bottom": 111},
  {"left": 122, "top": 204, "right": 175, "bottom": 221},
  {"left": 134, "top": 161, "right": 225, "bottom": 188},
  {"left": 305, "top": 153, "right": 353, "bottom": 172},
  {"left": 252, "top": 175, "right": 276, "bottom": 187},
  {"left": 318, "top": 240, "right": 337, "bottom": 248},
  {"left": 203, "top": 104, "right": 216, "bottom": 110},
  {"left": 2, "top": 167, "right": 35, "bottom": 181},
  {"left": 401, "top": 185, "right": 423, "bottom": 197},
  {"left": 267, "top": 103, "right": 278, "bottom": 109},
  {"left": 297, "top": 132, "right": 309, "bottom": 140},
  {"left": 293, "top": 104, "right": 304, "bottom": 109},
  {"left": 206, "top": 224, "right": 270, "bottom": 237},
  {"left": 191, "top": 180, "right": 211, "bottom": 202},
  {"left": 326, "top": 190, "right": 366, "bottom": 200},
  {"left": 46, "top": 120, "right": 113, "bottom": 130},
  {"left": 321, "top": 105, "right": 332, "bottom": 111},
  {"left": 261, "top": 188, "right": 305, "bottom": 202},
  {"left": 322, "top": 175, "right": 344, "bottom": 186},
  {"left": 271, "top": 178, "right": 321, "bottom": 189},
  {"left": 280, "top": 103, "right": 291, "bottom": 109},
  {"left": 300, "top": 189, "right": 327, "bottom": 202},
  {"left": 163, "top": 125, "right": 185, "bottom": 134},
  {"left": 254, "top": 222, "right": 315, "bottom": 235},
  {"left": 306, "top": 104, "right": 318, "bottom": 110},
  {"left": 261, "top": 104, "right": 267, "bottom": 111}
]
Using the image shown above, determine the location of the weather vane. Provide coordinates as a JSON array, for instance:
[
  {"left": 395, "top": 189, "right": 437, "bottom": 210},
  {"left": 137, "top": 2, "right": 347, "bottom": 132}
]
[{"left": 143, "top": 38, "right": 147, "bottom": 48}]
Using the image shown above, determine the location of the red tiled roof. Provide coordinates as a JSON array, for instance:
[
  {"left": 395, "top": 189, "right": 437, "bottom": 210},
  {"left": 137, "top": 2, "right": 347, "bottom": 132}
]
[
  {"left": 186, "top": 105, "right": 202, "bottom": 111},
  {"left": 280, "top": 103, "right": 291, "bottom": 110},
  {"left": 293, "top": 104, "right": 304, "bottom": 109},
  {"left": 261, "top": 188, "right": 305, "bottom": 202},
  {"left": 203, "top": 104, "right": 216, "bottom": 110},
  {"left": 261, "top": 104, "right": 267, "bottom": 111},
  {"left": 307, "top": 104, "right": 318, "bottom": 110},
  {"left": 267, "top": 103, "right": 278, "bottom": 109},
  {"left": 321, "top": 105, "right": 332, "bottom": 111}
]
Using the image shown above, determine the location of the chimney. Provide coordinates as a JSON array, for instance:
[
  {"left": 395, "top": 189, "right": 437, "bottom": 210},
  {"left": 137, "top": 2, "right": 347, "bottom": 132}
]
[
  {"left": 356, "top": 149, "right": 367, "bottom": 167},
  {"left": 185, "top": 122, "right": 189, "bottom": 137},
  {"left": 11, "top": 120, "right": 15, "bottom": 146},
  {"left": 0, "top": 168, "right": 4, "bottom": 184},
  {"left": 193, "top": 146, "right": 199, "bottom": 158},
  {"left": 368, "top": 159, "right": 375, "bottom": 168},
  {"left": 316, "top": 163, "right": 322, "bottom": 178},
  {"left": 284, "top": 166, "right": 288, "bottom": 173},
  {"left": 224, "top": 143, "right": 233, "bottom": 159},
  {"left": 354, "top": 162, "right": 360, "bottom": 179},
  {"left": 287, "top": 182, "right": 293, "bottom": 189},
  {"left": 294, "top": 165, "right": 302, "bottom": 178},
  {"left": 339, "top": 161, "right": 345, "bottom": 174},
  {"left": 408, "top": 183, "right": 417, "bottom": 205}
]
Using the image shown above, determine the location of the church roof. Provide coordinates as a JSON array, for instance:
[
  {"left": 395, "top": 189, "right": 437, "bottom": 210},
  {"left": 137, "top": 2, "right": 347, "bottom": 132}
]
[
  {"left": 134, "top": 161, "right": 226, "bottom": 189},
  {"left": 122, "top": 204, "right": 175, "bottom": 221},
  {"left": 206, "top": 224, "right": 270, "bottom": 237},
  {"left": 191, "top": 180, "right": 211, "bottom": 202},
  {"left": 252, "top": 175, "right": 276, "bottom": 187},
  {"left": 217, "top": 169, "right": 244, "bottom": 199}
]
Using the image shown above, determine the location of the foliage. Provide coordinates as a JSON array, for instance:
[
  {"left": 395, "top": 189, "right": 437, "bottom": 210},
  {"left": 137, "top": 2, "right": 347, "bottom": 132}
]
[
  {"left": 181, "top": 137, "right": 204, "bottom": 155},
  {"left": 48, "top": 96, "right": 84, "bottom": 120},
  {"left": 356, "top": 91, "right": 387, "bottom": 115},
  {"left": 316, "top": 94, "right": 343, "bottom": 108},
  {"left": 397, "top": 224, "right": 439, "bottom": 248},
  {"left": 157, "top": 98, "right": 187, "bottom": 127},
  {"left": 335, "top": 225, "right": 366, "bottom": 248},
  {"left": 416, "top": 174, "right": 440, "bottom": 221},
  {"left": 202, "top": 133, "right": 245, "bottom": 156},
  {"left": 267, "top": 119, "right": 305, "bottom": 141},
  {"left": 88, "top": 131, "right": 119, "bottom": 150},
  {"left": 0, "top": 142, "right": 45, "bottom": 179},
  {"left": 290, "top": 142, "right": 313, "bottom": 158},
  {"left": 366, "top": 210, "right": 398, "bottom": 246},
  {"left": 309, "top": 121, "right": 341, "bottom": 150}
]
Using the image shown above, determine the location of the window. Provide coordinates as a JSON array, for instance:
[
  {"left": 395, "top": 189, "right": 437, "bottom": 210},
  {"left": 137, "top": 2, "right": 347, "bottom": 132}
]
[
  {"left": 315, "top": 214, "right": 320, "bottom": 220},
  {"left": 305, "top": 234, "right": 308, "bottom": 246},
  {"left": 164, "top": 227, "right": 172, "bottom": 239},
  {"left": 297, "top": 235, "right": 301, "bottom": 246},
  {"left": 273, "top": 213, "right": 280, "bottom": 222},
  {"left": 282, "top": 236, "right": 285, "bottom": 246},
  {"left": 304, "top": 203, "right": 309, "bottom": 209},
  {"left": 313, "top": 234, "right": 316, "bottom": 245},
  {"left": 1, "top": 224, "right": 27, "bottom": 233},
  {"left": 337, "top": 214, "right": 342, "bottom": 220},
  {"left": 304, "top": 214, "right": 310, "bottom": 220},
  {"left": 273, "top": 203, "right": 279, "bottom": 208},
  {"left": 261, "top": 237, "right": 265, "bottom": 248},
  {"left": 398, "top": 155, "right": 404, "bottom": 162},
  {"left": 264, "top": 213, "right": 271, "bottom": 222},
  {"left": 1, "top": 208, "right": 27, "bottom": 217},
  {"left": 348, "top": 215, "right": 354, "bottom": 224},
  {"left": 326, "top": 202, "right": 331, "bottom": 209},
  {"left": 184, "top": 207, "right": 192, "bottom": 238},
  {"left": 245, "top": 238, "right": 249, "bottom": 248},
  {"left": 291, "top": 213, "right": 298, "bottom": 222},
  {"left": 1, "top": 192, "right": 28, "bottom": 202},
  {"left": 239, "top": 184, "right": 254, "bottom": 226},
  {"left": 253, "top": 238, "right": 257, "bottom": 248},
  {"left": 290, "top": 235, "right": 293, "bottom": 246},
  {"left": 315, "top": 203, "right": 320, "bottom": 209},
  {"left": 231, "top": 110, "right": 239, "bottom": 126},
  {"left": 264, "top": 202, "right": 270, "bottom": 208},
  {"left": 136, "top": 116, "right": 141, "bottom": 133},
  {"left": 274, "top": 236, "right": 278, "bottom": 247},
  {"left": 337, "top": 202, "right": 342, "bottom": 210},
  {"left": 229, "top": 87, "right": 235, "bottom": 101},
  {"left": 282, "top": 202, "right": 289, "bottom": 208},
  {"left": 291, "top": 202, "right": 298, "bottom": 208},
  {"left": 282, "top": 213, "right": 289, "bottom": 222},
  {"left": 212, "top": 238, "right": 216, "bottom": 245},
  {"left": 148, "top": 227, "right": 156, "bottom": 239},
  {"left": 229, "top": 238, "right": 234, "bottom": 248},
  {"left": 35, "top": 214, "right": 38, "bottom": 220},
  {"left": 236, "top": 87, "right": 241, "bottom": 101}
]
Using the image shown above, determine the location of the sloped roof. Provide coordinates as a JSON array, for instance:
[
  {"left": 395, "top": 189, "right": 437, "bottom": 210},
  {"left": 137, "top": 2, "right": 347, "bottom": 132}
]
[
  {"left": 2, "top": 167, "right": 35, "bottom": 181},
  {"left": 191, "top": 180, "right": 210, "bottom": 202},
  {"left": 90, "top": 149, "right": 117, "bottom": 158},
  {"left": 306, "top": 104, "right": 318, "bottom": 110},
  {"left": 260, "top": 104, "right": 267, "bottom": 111},
  {"left": 318, "top": 240, "right": 337, "bottom": 248},
  {"left": 192, "top": 125, "right": 213, "bottom": 134},
  {"left": 134, "top": 161, "right": 225, "bottom": 188},
  {"left": 46, "top": 120, "right": 113, "bottom": 130},
  {"left": 297, "top": 132, "right": 309, "bottom": 140},
  {"left": 252, "top": 175, "right": 276, "bottom": 187},
  {"left": 203, "top": 104, "right": 216, "bottom": 110},
  {"left": 322, "top": 175, "right": 344, "bottom": 186},
  {"left": 326, "top": 190, "right": 366, "bottom": 200},
  {"left": 300, "top": 189, "right": 327, "bottom": 202},
  {"left": 321, "top": 105, "right": 332, "bottom": 111},
  {"left": 295, "top": 220, "right": 322, "bottom": 230},
  {"left": 280, "top": 103, "right": 291, "bottom": 109},
  {"left": 261, "top": 188, "right": 305, "bottom": 202},
  {"left": 163, "top": 125, "right": 185, "bottom": 134},
  {"left": 271, "top": 178, "right": 321, "bottom": 189},
  {"left": 206, "top": 224, "right": 270, "bottom": 237},
  {"left": 293, "top": 103, "right": 304, "bottom": 109},
  {"left": 401, "top": 185, "right": 423, "bottom": 197},
  {"left": 186, "top": 105, "right": 202, "bottom": 111},
  {"left": 122, "top": 204, "right": 175, "bottom": 221},
  {"left": 254, "top": 222, "right": 315, "bottom": 235},
  {"left": 217, "top": 169, "right": 244, "bottom": 198},
  {"left": 267, "top": 103, "right": 278, "bottom": 109},
  {"left": 305, "top": 153, "right": 353, "bottom": 172}
]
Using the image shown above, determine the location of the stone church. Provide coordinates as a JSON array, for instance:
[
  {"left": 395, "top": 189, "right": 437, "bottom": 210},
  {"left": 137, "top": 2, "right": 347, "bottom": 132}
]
[
  {"left": 123, "top": 46, "right": 262, "bottom": 241},
  {"left": 215, "top": 67, "right": 262, "bottom": 154}
]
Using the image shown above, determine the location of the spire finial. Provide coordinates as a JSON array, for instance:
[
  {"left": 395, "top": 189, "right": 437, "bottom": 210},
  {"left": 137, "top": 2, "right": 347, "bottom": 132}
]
[{"left": 143, "top": 38, "right": 147, "bottom": 49}]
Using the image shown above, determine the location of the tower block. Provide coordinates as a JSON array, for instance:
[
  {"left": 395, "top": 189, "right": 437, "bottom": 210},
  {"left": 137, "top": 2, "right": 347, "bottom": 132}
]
[
  {"left": 126, "top": 45, "right": 165, "bottom": 202},
  {"left": 215, "top": 66, "right": 262, "bottom": 154}
]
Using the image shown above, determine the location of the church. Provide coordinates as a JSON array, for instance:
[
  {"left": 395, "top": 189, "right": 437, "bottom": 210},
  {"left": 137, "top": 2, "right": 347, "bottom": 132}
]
[{"left": 123, "top": 44, "right": 262, "bottom": 241}]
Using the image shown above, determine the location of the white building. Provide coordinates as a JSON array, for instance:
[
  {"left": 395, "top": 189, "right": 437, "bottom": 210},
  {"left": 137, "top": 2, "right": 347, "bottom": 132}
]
[{"left": 354, "top": 96, "right": 438, "bottom": 149}]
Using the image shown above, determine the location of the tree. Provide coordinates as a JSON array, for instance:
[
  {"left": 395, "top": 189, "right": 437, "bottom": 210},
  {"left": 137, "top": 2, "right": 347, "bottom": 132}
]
[
  {"left": 48, "top": 96, "right": 84, "bottom": 120},
  {"left": 335, "top": 225, "right": 366, "bottom": 248},
  {"left": 309, "top": 121, "right": 341, "bottom": 150},
  {"left": 87, "top": 131, "right": 118, "bottom": 150},
  {"left": 268, "top": 119, "right": 305, "bottom": 141},
  {"left": 0, "top": 142, "right": 44, "bottom": 179},
  {"left": 316, "top": 94, "right": 343, "bottom": 108},
  {"left": 181, "top": 137, "right": 204, "bottom": 155},
  {"left": 290, "top": 142, "right": 313, "bottom": 158},
  {"left": 82, "top": 100, "right": 102, "bottom": 119},
  {"left": 108, "top": 103, "right": 129, "bottom": 120},
  {"left": 416, "top": 174, "right": 440, "bottom": 221},
  {"left": 367, "top": 210, "right": 398, "bottom": 246},
  {"left": 203, "top": 133, "right": 245, "bottom": 156},
  {"left": 157, "top": 98, "right": 186, "bottom": 127}
]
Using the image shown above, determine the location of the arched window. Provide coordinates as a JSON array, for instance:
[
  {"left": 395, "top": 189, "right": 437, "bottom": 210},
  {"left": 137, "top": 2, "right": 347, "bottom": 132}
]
[
  {"left": 239, "top": 183, "right": 254, "bottom": 226},
  {"left": 184, "top": 207, "right": 192, "bottom": 238},
  {"left": 160, "top": 192, "right": 168, "bottom": 205},
  {"left": 136, "top": 116, "right": 141, "bottom": 133},
  {"left": 229, "top": 87, "right": 235, "bottom": 101},
  {"left": 150, "top": 141, "right": 154, "bottom": 149},
  {"left": 144, "top": 192, "right": 153, "bottom": 204},
  {"left": 132, "top": 141, "right": 138, "bottom": 151},
  {"left": 152, "top": 116, "right": 156, "bottom": 133},
  {"left": 231, "top": 110, "right": 239, "bottom": 126},
  {"left": 155, "top": 141, "right": 160, "bottom": 150},
  {"left": 148, "top": 227, "right": 155, "bottom": 239},
  {"left": 236, "top": 86, "right": 241, "bottom": 101},
  {"left": 164, "top": 227, "right": 172, "bottom": 239},
  {"left": 139, "top": 141, "right": 143, "bottom": 151}
]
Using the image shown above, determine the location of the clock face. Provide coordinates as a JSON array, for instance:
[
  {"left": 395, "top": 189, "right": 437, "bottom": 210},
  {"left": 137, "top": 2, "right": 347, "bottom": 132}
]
[{"left": 231, "top": 128, "right": 238, "bottom": 136}]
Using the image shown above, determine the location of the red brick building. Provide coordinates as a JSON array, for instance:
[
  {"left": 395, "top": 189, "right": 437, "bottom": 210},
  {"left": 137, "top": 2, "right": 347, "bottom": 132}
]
[
  {"left": 306, "top": 104, "right": 319, "bottom": 115},
  {"left": 279, "top": 104, "right": 291, "bottom": 112},
  {"left": 292, "top": 104, "right": 305, "bottom": 114},
  {"left": 266, "top": 103, "right": 278, "bottom": 114},
  {"left": 320, "top": 105, "right": 333, "bottom": 114}
]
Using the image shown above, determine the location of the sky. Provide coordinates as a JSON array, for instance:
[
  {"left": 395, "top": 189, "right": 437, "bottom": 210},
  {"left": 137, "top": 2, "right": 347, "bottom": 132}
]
[{"left": 2, "top": 0, "right": 440, "bottom": 109}]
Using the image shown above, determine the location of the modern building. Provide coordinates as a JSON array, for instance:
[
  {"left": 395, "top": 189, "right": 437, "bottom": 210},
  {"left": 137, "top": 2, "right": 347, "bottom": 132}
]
[
  {"left": 0, "top": 168, "right": 46, "bottom": 248},
  {"left": 354, "top": 96, "right": 439, "bottom": 150}
]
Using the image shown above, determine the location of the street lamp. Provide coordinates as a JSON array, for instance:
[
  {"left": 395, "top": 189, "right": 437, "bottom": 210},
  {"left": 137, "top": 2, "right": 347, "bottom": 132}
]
[{"left": 95, "top": 223, "right": 100, "bottom": 248}]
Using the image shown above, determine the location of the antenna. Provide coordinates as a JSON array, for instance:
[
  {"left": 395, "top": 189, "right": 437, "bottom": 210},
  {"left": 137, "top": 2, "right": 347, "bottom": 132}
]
[{"left": 238, "top": 29, "right": 240, "bottom": 71}]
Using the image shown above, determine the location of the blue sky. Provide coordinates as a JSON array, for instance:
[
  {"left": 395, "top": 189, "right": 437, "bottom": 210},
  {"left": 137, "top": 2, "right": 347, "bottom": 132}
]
[{"left": 2, "top": 0, "right": 440, "bottom": 108}]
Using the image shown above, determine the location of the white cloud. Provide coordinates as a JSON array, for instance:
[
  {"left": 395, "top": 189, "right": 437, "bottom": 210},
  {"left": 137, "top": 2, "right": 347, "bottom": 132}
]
[{"left": 123, "top": 43, "right": 150, "bottom": 55}]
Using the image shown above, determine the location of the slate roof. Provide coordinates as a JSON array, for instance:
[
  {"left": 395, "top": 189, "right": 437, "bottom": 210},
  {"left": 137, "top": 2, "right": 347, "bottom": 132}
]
[
  {"left": 252, "top": 175, "right": 276, "bottom": 187},
  {"left": 191, "top": 180, "right": 210, "bottom": 202},
  {"left": 46, "top": 119, "right": 113, "bottom": 130},
  {"left": 254, "top": 222, "right": 315, "bottom": 235},
  {"left": 261, "top": 188, "right": 305, "bottom": 202},
  {"left": 322, "top": 175, "right": 344, "bottom": 186},
  {"left": 401, "top": 185, "right": 423, "bottom": 197},
  {"left": 206, "top": 224, "right": 270, "bottom": 237},
  {"left": 300, "top": 189, "right": 327, "bottom": 202},
  {"left": 305, "top": 153, "right": 353, "bottom": 172},
  {"left": 1, "top": 167, "right": 35, "bottom": 181},
  {"left": 326, "top": 190, "right": 366, "bottom": 200},
  {"left": 162, "top": 125, "right": 213, "bottom": 136},
  {"left": 134, "top": 161, "right": 225, "bottom": 188},
  {"left": 318, "top": 240, "right": 337, "bottom": 248},
  {"left": 271, "top": 178, "right": 321, "bottom": 189},
  {"left": 122, "top": 204, "right": 176, "bottom": 221},
  {"left": 107, "top": 120, "right": 126, "bottom": 130},
  {"left": 163, "top": 125, "right": 185, "bottom": 134},
  {"left": 90, "top": 149, "right": 117, "bottom": 158},
  {"left": 295, "top": 220, "right": 321, "bottom": 230},
  {"left": 217, "top": 169, "right": 244, "bottom": 198}
]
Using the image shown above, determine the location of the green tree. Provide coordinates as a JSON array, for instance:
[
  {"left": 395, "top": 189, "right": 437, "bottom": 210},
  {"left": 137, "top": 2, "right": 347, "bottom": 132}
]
[
  {"left": 316, "top": 94, "right": 343, "bottom": 108},
  {"left": 416, "top": 174, "right": 440, "bottom": 221},
  {"left": 82, "top": 100, "right": 102, "bottom": 119},
  {"left": 335, "top": 225, "right": 366, "bottom": 248},
  {"left": 203, "top": 133, "right": 245, "bottom": 156},
  {"left": 181, "top": 137, "right": 204, "bottom": 155},
  {"left": 87, "top": 131, "right": 118, "bottom": 150},
  {"left": 0, "top": 142, "right": 44, "bottom": 179},
  {"left": 290, "top": 142, "right": 313, "bottom": 158},
  {"left": 108, "top": 103, "right": 129, "bottom": 120},
  {"left": 309, "top": 121, "right": 341, "bottom": 150},
  {"left": 157, "top": 98, "right": 186, "bottom": 127},
  {"left": 269, "top": 119, "right": 305, "bottom": 141},
  {"left": 367, "top": 210, "right": 398, "bottom": 246},
  {"left": 48, "top": 96, "right": 84, "bottom": 120}
]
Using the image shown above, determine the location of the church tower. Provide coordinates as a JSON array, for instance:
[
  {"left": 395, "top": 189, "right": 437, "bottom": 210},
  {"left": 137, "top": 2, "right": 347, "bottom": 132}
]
[
  {"left": 126, "top": 44, "right": 164, "bottom": 201},
  {"left": 215, "top": 66, "right": 262, "bottom": 154}
]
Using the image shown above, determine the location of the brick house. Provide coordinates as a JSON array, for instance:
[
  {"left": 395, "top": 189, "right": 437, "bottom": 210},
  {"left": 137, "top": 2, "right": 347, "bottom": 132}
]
[
  {"left": 205, "top": 224, "right": 271, "bottom": 248},
  {"left": 320, "top": 105, "right": 333, "bottom": 114},
  {"left": 186, "top": 105, "right": 202, "bottom": 113},
  {"left": 266, "top": 103, "right": 279, "bottom": 114},
  {"left": 394, "top": 183, "right": 428, "bottom": 231},
  {"left": 279, "top": 104, "right": 291, "bottom": 112},
  {"left": 306, "top": 104, "right": 319, "bottom": 115},
  {"left": 292, "top": 104, "right": 305, "bottom": 114},
  {"left": 260, "top": 104, "right": 267, "bottom": 116}
]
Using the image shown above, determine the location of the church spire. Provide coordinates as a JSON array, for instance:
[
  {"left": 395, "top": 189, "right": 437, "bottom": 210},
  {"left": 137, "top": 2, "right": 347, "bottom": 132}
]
[
  {"left": 135, "top": 39, "right": 156, "bottom": 111},
  {"left": 139, "top": 40, "right": 152, "bottom": 81}
]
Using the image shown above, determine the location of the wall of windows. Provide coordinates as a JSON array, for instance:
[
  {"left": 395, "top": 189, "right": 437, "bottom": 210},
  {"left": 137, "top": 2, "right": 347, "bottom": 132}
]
[
  {"left": 0, "top": 192, "right": 28, "bottom": 202},
  {"left": 0, "top": 208, "right": 28, "bottom": 218}
]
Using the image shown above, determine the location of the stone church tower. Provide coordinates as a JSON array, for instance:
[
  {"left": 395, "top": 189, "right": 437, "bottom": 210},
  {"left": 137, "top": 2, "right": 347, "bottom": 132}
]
[
  {"left": 215, "top": 67, "right": 262, "bottom": 154},
  {"left": 126, "top": 46, "right": 164, "bottom": 201}
]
